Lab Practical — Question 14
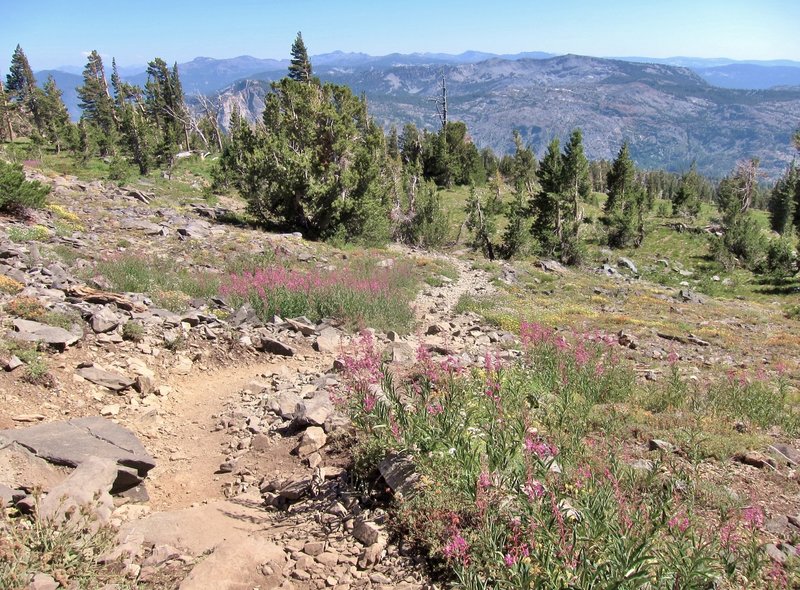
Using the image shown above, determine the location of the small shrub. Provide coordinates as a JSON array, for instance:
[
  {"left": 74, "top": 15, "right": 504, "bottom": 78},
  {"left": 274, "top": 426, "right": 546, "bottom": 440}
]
[
  {"left": 107, "top": 155, "right": 132, "bottom": 184},
  {"left": 5, "top": 296, "right": 47, "bottom": 321},
  {"left": 122, "top": 321, "right": 145, "bottom": 342},
  {"left": 0, "top": 275, "right": 24, "bottom": 294},
  {"left": 0, "top": 160, "right": 50, "bottom": 214},
  {"left": 8, "top": 225, "right": 50, "bottom": 242},
  {"left": 0, "top": 492, "right": 126, "bottom": 588},
  {"left": 764, "top": 234, "right": 797, "bottom": 277}
]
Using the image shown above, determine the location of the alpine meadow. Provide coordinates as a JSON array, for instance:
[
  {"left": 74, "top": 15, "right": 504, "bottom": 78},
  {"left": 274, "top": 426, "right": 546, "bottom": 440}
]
[{"left": 2, "top": 5, "right": 800, "bottom": 588}]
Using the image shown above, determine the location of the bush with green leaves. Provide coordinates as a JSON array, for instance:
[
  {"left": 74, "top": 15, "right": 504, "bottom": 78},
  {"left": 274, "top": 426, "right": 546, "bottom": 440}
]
[
  {"left": 764, "top": 234, "right": 797, "bottom": 277},
  {"left": 0, "top": 160, "right": 50, "bottom": 213}
]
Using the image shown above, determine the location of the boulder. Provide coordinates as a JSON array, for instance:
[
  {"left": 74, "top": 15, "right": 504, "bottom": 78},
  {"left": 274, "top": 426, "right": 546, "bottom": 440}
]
[
  {"left": 39, "top": 456, "right": 117, "bottom": 525},
  {"left": 77, "top": 365, "right": 135, "bottom": 392},
  {"left": 9, "top": 318, "right": 81, "bottom": 350},
  {"left": 379, "top": 453, "right": 420, "bottom": 499},
  {"left": 294, "top": 392, "right": 334, "bottom": 427},
  {"left": 295, "top": 427, "right": 327, "bottom": 457},
  {"left": 256, "top": 336, "right": 295, "bottom": 357},
  {"left": 617, "top": 257, "right": 638, "bottom": 274},
  {"left": 0, "top": 417, "right": 155, "bottom": 493},
  {"left": 314, "top": 327, "right": 343, "bottom": 353},
  {"left": 91, "top": 306, "right": 123, "bottom": 333}
]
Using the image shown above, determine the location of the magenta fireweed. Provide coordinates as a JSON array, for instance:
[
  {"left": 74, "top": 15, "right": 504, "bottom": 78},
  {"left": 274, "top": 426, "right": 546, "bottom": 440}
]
[{"left": 221, "top": 261, "right": 415, "bottom": 332}]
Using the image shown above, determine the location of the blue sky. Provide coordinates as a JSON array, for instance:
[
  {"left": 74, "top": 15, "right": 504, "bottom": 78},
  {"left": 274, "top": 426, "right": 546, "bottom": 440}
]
[{"left": 4, "top": 0, "right": 799, "bottom": 70}]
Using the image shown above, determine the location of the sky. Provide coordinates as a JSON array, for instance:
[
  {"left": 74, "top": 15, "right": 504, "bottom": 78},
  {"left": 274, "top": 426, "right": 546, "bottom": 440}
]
[{"left": 3, "top": 0, "right": 799, "bottom": 71}]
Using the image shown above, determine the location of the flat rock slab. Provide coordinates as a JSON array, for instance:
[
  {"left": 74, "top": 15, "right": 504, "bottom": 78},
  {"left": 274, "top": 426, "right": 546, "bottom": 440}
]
[
  {"left": 0, "top": 437, "right": 69, "bottom": 492},
  {"left": 0, "top": 417, "right": 155, "bottom": 493},
  {"left": 39, "top": 456, "right": 116, "bottom": 524},
  {"left": 119, "top": 499, "right": 268, "bottom": 556},
  {"left": 77, "top": 365, "right": 135, "bottom": 391},
  {"left": 179, "top": 536, "right": 287, "bottom": 590},
  {"left": 9, "top": 318, "right": 81, "bottom": 349}
]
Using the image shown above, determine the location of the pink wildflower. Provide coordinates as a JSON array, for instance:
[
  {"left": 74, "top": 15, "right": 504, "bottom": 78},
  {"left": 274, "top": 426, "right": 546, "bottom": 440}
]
[
  {"left": 426, "top": 401, "right": 443, "bottom": 416},
  {"left": 477, "top": 470, "right": 492, "bottom": 489},
  {"left": 668, "top": 512, "right": 690, "bottom": 533},
  {"left": 442, "top": 533, "right": 470, "bottom": 565},
  {"left": 524, "top": 432, "right": 558, "bottom": 459},
  {"left": 743, "top": 505, "right": 764, "bottom": 529}
]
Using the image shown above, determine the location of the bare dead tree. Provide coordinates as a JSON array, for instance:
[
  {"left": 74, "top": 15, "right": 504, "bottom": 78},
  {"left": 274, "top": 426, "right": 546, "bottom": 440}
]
[
  {"left": 194, "top": 93, "right": 225, "bottom": 152},
  {"left": 427, "top": 71, "right": 448, "bottom": 131},
  {"left": 734, "top": 158, "right": 763, "bottom": 213}
]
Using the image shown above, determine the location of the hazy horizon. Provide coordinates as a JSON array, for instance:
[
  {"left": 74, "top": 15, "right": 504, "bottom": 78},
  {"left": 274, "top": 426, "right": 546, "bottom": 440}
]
[{"left": 5, "top": 0, "right": 799, "bottom": 71}]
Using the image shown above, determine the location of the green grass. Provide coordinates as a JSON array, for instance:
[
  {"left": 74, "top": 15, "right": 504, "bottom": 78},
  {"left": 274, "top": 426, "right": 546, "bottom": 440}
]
[{"left": 91, "top": 255, "right": 221, "bottom": 311}]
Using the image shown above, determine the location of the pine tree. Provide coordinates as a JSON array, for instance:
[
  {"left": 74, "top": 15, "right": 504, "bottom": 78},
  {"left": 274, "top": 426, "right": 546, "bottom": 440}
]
[
  {"left": 672, "top": 163, "right": 702, "bottom": 218},
  {"left": 604, "top": 142, "right": 644, "bottom": 247},
  {"left": 77, "top": 50, "right": 118, "bottom": 155},
  {"left": 225, "top": 37, "right": 390, "bottom": 243},
  {"left": 38, "top": 76, "right": 72, "bottom": 153},
  {"left": 6, "top": 45, "right": 42, "bottom": 133},
  {"left": 288, "top": 32, "right": 313, "bottom": 83},
  {"left": 145, "top": 58, "right": 190, "bottom": 164},
  {"left": 502, "top": 131, "right": 536, "bottom": 258},
  {"left": 531, "top": 137, "right": 563, "bottom": 256},
  {"left": 562, "top": 129, "right": 590, "bottom": 223},
  {"left": 768, "top": 164, "right": 798, "bottom": 235}
]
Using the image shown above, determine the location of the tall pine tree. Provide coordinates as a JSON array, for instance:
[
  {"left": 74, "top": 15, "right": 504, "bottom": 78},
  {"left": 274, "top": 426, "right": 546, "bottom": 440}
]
[
  {"left": 38, "top": 76, "right": 72, "bottom": 153},
  {"left": 6, "top": 45, "right": 42, "bottom": 134},
  {"left": 531, "top": 137, "right": 563, "bottom": 256},
  {"left": 604, "top": 142, "right": 645, "bottom": 247},
  {"left": 288, "top": 32, "right": 313, "bottom": 83},
  {"left": 77, "top": 50, "right": 118, "bottom": 155},
  {"left": 768, "top": 164, "right": 798, "bottom": 235}
]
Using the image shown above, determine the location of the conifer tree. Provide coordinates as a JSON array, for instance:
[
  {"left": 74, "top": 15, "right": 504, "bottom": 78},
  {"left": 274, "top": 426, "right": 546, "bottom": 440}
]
[
  {"left": 0, "top": 80, "right": 14, "bottom": 141},
  {"left": 604, "top": 142, "right": 645, "bottom": 247},
  {"left": 502, "top": 131, "right": 536, "bottom": 257},
  {"left": 562, "top": 129, "right": 590, "bottom": 223},
  {"left": 77, "top": 50, "right": 118, "bottom": 155},
  {"left": 672, "top": 163, "right": 702, "bottom": 218},
  {"left": 288, "top": 32, "right": 313, "bottom": 83},
  {"left": 768, "top": 164, "right": 798, "bottom": 235},
  {"left": 6, "top": 45, "right": 42, "bottom": 134},
  {"left": 38, "top": 76, "right": 72, "bottom": 153},
  {"left": 145, "top": 58, "right": 190, "bottom": 164},
  {"left": 531, "top": 137, "right": 563, "bottom": 256}
]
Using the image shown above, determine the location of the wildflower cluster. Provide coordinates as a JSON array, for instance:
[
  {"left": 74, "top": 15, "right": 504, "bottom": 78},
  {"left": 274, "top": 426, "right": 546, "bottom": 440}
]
[
  {"left": 340, "top": 318, "right": 798, "bottom": 588},
  {"left": 221, "top": 259, "right": 415, "bottom": 333}
]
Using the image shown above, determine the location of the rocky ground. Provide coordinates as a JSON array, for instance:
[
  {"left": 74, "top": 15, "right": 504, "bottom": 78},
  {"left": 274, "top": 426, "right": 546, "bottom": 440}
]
[{"left": 2, "top": 168, "right": 800, "bottom": 589}]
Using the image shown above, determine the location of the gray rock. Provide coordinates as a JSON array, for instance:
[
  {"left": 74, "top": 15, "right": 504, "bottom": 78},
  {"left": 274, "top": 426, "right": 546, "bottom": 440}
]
[
  {"left": 648, "top": 439, "right": 676, "bottom": 453},
  {"left": 10, "top": 318, "right": 81, "bottom": 350},
  {"left": 294, "top": 392, "right": 333, "bottom": 427},
  {"left": 0, "top": 483, "right": 16, "bottom": 506},
  {"left": 29, "top": 573, "right": 59, "bottom": 590},
  {"left": 256, "top": 336, "right": 295, "bottom": 356},
  {"left": 39, "top": 456, "right": 117, "bottom": 525},
  {"left": 77, "top": 365, "right": 135, "bottom": 391},
  {"left": 385, "top": 342, "right": 414, "bottom": 365},
  {"left": 179, "top": 537, "right": 286, "bottom": 590},
  {"left": 276, "top": 391, "right": 302, "bottom": 420},
  {"left": 314, "top": 327, "right": 343, "bottom": 353},
  {"left": 295, "top": 427, "right": 326, "bottom": 457},
  {"left": 379, "top": 453, "right": 420, "bottom": 499},
  {"left": 618, "top": 257, "right": 638, "bottom": 274},
  {"left": 0, "top": 417, "right": 155, "bottom": 493},
  {"left": 286, "top": 317, "right": 316, "bottom": 336},
  {"left": 769, "top": 443, "right": 800, "bottom": 466},
  {"left": 353, "top": 519, "right": 381, "bottom": 546},
  {"left": 91, "top": 306, "right": 123, "bottom": 333},
  {"left": 679, "top": 289, "right": 704, "bottom": 304},
  {"left": 765, "top": 543, "right": 787, "bottom": 564}
]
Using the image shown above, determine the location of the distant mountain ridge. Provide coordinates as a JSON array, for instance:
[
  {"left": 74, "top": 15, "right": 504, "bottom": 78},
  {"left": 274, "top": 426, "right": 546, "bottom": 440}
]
[
  {"left": 32, "top": 50, "right": 800, "bottom": 177},
  {"left": 201, "top": 54, "right": 800, "bottom": 178}
]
